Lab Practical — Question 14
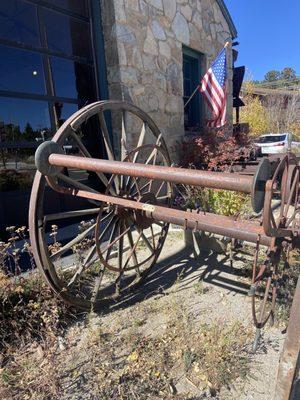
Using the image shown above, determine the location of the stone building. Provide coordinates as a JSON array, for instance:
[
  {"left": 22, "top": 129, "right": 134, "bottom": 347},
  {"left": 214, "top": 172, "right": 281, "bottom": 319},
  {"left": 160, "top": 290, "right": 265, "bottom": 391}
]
[
  {"left": 0, "top": 1, "right": 236, "bottom": 161},
  {"left": 100, "top": 0, "right": 237, "bottom": 157}
]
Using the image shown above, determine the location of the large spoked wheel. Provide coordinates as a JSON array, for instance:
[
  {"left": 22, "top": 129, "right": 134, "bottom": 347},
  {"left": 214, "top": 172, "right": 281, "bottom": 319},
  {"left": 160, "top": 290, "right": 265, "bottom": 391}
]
[
  {"left": 250, "top": 238, "right": 289, "bottom": 352},
  {"left": 29, "top": 101, "right": 172, "bottom": 310},
  {"left": 263, "top": 155, "right": 300, "bottom": 237},
  {"left": 94, "top": 144, "right": 172, "bottom": 301}
]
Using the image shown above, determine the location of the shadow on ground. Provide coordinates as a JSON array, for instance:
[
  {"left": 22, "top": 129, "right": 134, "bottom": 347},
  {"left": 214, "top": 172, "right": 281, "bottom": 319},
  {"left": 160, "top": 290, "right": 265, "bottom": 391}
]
[{"left": 96, "top": 245, "right": 253, "bottom": 315}]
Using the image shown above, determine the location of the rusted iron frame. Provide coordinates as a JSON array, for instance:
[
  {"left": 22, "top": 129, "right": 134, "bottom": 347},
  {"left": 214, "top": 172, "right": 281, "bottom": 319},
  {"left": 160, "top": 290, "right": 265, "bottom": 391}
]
[
  {"left": 48, "top": 153, "right": 254, "bottom": 193},
  {"left": 274, "top": 276, "right": 300, "bottom": 400},
  {"left": 46, "top": 175, "right": 272, "bottom": 247}
]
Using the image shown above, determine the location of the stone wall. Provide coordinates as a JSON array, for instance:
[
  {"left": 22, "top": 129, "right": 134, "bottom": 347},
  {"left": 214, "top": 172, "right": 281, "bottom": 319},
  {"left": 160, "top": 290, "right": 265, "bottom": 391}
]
[{"left": 100, "top": 0, "right": 233, "bottom": 160}]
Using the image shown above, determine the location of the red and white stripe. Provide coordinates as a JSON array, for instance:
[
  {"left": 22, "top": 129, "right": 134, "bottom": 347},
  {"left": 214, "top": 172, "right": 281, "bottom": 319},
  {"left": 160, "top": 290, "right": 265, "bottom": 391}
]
[{"left": 200, "top": 68, "right": 227, "bottom": 128}]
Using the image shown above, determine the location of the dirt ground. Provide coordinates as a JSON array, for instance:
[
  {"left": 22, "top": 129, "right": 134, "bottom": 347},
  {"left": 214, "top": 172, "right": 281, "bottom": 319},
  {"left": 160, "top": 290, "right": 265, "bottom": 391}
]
[{"left": 46, "top": 229, "right": 288, "bottom": 400}]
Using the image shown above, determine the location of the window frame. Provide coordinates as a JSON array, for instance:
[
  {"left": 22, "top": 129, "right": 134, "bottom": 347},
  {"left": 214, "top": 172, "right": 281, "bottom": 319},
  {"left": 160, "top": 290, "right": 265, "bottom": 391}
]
[
  {"left": 182, "top": 46, "right": 204, "bottom": 131},
  {"left": 0, "top": 0, "right": 108, "bottom": 132}
]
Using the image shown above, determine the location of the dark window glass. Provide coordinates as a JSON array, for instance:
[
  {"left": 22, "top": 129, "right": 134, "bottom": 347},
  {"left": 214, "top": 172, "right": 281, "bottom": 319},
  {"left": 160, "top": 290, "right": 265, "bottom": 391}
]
[
  {"left": 0, "top": 97, "right": 50, "bottom": 134},
  {"left": 0, "top": 0, "right": 39, "bottom": 46},
  {"left": 51, "top": 102, "right": 79, "bottom": 127},
  {"left": 40, "top": 9, "right": 92, "bottom": 60},
  {"left": 0, "top": 45, "right": 45, "bottom": 94},
  {"left": 182, "top": 49, "right": 203, "bottom": 130},
  {"left": 257, "top": 135, "right": 287, "bottom": 143},
  {"left": 44, "top": 0, "right": 89, "bottom": 17},
  {"left": 50, "top": 57, "right": 96, "bottom": 102}
]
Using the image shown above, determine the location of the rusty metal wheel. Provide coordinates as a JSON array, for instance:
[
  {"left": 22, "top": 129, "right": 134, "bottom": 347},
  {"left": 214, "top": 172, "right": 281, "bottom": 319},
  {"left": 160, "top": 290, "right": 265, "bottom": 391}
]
[
  {"left": 29, "top": 100, "right": 171, "bottom": 310},
  {"left": 250, "top": 237, "right": 291, "bottom": 351},
  {"left": 263, "top": 155, "right": 300, "bottom": 237},
  {"left": 93, "top": 144, "right": 172, "bottom": 300}
]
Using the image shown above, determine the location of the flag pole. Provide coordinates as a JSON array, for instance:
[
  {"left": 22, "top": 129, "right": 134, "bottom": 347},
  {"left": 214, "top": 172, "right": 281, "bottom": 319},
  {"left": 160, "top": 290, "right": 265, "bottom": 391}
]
[
  {"left": 183, "top": 41, "right": 230, "bottom": 110},
  {"left": 183, "top": 84, "right": 200, "bottom": 109}
]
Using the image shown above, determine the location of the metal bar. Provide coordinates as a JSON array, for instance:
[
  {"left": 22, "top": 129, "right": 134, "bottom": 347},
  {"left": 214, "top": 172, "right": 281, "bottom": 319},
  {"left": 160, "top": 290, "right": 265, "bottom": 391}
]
[
  {"left": 0, "top": 89, "right": 79, "bottom": 104},
  {"left": 46, "top": 176, "right": 271, "bottom": 246},
  {"left": 274, "top": 276, "right": 300, "bottom": 400},
  {"left": 48, "top": 154, "right": 254, "bottom": 193}
]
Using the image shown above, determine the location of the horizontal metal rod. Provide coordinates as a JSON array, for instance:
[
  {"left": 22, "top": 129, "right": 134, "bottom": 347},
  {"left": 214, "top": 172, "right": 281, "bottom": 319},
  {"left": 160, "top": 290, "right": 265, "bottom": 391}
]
[
  {"left": 46, "top": 175, "right": 272, "bottom": 246},
  {"left": 49, "top": 154, "right": 254, "bottom": 193}
]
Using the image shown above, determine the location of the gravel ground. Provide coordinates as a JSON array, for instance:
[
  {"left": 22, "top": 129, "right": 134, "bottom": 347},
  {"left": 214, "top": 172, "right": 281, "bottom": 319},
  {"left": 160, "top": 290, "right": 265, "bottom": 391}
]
[{"left": 51, "top": 230, "right": 289, "bottom": 400}]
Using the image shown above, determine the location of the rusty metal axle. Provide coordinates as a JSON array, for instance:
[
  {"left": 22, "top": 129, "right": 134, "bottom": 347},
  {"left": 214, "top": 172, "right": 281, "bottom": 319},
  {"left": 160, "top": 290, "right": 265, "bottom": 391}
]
[
  {"left": 49, "top": 153, "right": 254, "bottom": 193},
  {"left": 46, "top": 174, "right": 272, "bottom": 247},
  {"left": 35, "top": 140, "right": 271, "bottom": 213}
]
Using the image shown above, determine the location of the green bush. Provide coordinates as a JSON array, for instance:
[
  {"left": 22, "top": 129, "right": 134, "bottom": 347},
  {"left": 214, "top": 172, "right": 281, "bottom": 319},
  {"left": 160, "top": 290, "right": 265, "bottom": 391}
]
[{"left": 177, "top": 186, "right": 250, "bottom": 218}]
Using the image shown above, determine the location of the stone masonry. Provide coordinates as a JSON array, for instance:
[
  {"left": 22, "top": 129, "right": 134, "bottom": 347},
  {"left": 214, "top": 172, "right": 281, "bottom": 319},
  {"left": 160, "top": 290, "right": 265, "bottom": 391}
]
[{"left": 100, "top": 0, "right": 234, "bottom": 159}]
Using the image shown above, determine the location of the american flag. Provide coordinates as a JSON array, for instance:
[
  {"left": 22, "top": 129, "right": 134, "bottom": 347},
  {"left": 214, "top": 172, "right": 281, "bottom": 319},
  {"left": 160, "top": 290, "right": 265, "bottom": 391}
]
[{"left": 200, "top": 47, "right": 227, "bottom": 128}]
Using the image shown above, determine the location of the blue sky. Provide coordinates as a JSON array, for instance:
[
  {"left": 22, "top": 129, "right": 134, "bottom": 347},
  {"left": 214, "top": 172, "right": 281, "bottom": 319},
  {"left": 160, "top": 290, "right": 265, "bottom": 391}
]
[{"left": 225, "top": 1, "right": 300, "bottom": 81}]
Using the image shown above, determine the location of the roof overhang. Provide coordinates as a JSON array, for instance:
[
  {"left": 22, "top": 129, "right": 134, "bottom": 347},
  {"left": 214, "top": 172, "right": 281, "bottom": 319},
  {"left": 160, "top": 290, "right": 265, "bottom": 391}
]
[{"left": 216, "top": 0, "right": 238, "bottom": 39}]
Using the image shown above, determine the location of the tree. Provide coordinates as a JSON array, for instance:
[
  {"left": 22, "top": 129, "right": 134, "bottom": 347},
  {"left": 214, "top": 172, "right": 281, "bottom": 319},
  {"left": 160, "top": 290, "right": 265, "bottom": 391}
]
[
  {"left": 22, "top": 123, "right": 36, "bottom": 141},
  {"left": 264, "top": 70, "right": 280, "bottom": 82},
  {"left": 280, "top": 67, "right": 296, "bottom": 81},
  {"left": 240, "top": 82, "right": 269, "bottom": 136}
]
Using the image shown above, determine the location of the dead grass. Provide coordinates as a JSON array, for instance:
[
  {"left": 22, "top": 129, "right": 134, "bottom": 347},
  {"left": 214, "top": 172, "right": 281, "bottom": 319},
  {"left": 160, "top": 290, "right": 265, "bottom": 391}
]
[
  {"left": 0, "top": 271, "right": 74, "bottom": 400},
  {"left": 0, "top": 342, "right": 60, "bottom": 400},
  {"left": 56, "top": 296, "right": 253, "bottom": 400},
  {"left": 276, "top": 249, "right": 300, "bottom": 325}
]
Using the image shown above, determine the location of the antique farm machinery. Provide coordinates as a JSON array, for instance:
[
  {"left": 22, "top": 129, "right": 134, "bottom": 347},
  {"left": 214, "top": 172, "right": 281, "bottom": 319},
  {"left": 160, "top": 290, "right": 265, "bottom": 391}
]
[{"left": 29, "top": 101, "right": 300, "bottom": 395}]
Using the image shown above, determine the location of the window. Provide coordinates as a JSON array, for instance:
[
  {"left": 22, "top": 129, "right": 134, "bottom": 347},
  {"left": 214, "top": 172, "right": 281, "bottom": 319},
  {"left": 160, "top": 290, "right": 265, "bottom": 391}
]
[
  {"left": 0, "top": 1, "right": 40, "bottom": 46},
  {"left": 182, "top": 47, "right": 204, "bottom": 130},
  {"left": 0, "top": 45, "right": 45, "bottom": 94},
  {"left": 0, "top": 0, "right": 101, "bottom": 142}
]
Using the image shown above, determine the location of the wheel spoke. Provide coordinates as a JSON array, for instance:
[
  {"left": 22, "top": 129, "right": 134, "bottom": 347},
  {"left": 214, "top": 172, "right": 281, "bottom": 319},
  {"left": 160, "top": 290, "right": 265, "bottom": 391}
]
[
  {"left": 98, "top": 111, "right": 120, "bottom": 193},
  {"left": 125, "top": 122, "right": 146, "bottom": 190},
  {"left": 115, "top": 222, "right": 125, "bottom": 295},
  {"left": 101, "top": 224, "right": 130, "bottom": 255},
  {"left": 118, "top": 221, "right": 124, "bottom": 270},
  {"left": 67, "top": 244, "right": 97, "bottom": 288},
  {"left": 130, "top": 179, "right": 151, "bottom": 197},
  {"left": 156, "top": 195, "right": 170, "bottom": 201},
  {"left": 150, "top": 225, "right": 156, "bottom": 249},
  {"left": 128, "top": 134, "right": 162, "bottom": 193},
  {"left": 124, "top": 226, "right": 142, "bottom": 270},
  {"left": 50, "top": 222, "right": 96, "bottom": 261},
  {"left": 284, "top": 169, "right": 299, "bottom": 217},
  {"left": 69, "top": 130, "right": 114, "bottom": 194},
  {"left": 148, "top": 147, "right": 158, "bottom": 192},
  {"left": 51, "top": 211, "right": 113, "bottom": 262},
  {"left": 145, "top": 134, "right": 162, "bottom": 164},
  {"left": 57, "top": 172, "right": 101, "bottom": 201},
  {"left": 44, "top": 208, "right": 101, "bottom": 223},
  {"left": 121, "top": 111, "right": 127, "bottom": 161},
  {"left": 156, "top": 181, "right": 166, "bottom": 198},
  {"left": 140, "top": 231, "right": 155, "bottom": 253},
  {"left": 134, "top": 122, "right": 146, "bottom": 158}
]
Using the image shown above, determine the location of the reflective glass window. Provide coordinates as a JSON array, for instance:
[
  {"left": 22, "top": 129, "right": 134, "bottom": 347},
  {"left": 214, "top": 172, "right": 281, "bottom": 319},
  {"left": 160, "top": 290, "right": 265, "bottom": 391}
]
[
  {"left": 182, "top": 49, "right": 203, "bottom": 129},
  {"left": 41, "top": 9, "right": 92, "bottom": 60},
  {"left": 0, "top": 0, "right": 40, "bottom": 46},
  {"left": 44, "top": 0, "right": 89, "bottom": 17},
  {"left": 50, "top": 57, "right": 96, "bottom": 101},
  {"left": 51, "top": 102, "right": 79, "bottom": 127},
  {"left": 0, "top": 97, "right": 51, "bottom": 134},
  {"left": 0, "top": 45, "right": 45, "bottom": 94}
]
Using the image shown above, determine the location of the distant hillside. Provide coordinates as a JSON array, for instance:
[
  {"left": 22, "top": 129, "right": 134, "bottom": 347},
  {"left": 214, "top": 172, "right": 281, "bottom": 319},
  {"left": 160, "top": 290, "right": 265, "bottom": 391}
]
[{"left": 253, "top": 77, "right": 300, "bottom": 92}]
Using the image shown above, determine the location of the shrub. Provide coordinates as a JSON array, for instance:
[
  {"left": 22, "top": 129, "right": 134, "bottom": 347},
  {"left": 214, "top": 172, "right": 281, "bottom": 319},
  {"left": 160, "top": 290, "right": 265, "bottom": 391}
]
[
  {"left": 176, "top": 129, "right": 253, "bottom": 170},
  {"left": 176, "top": 185, "right": 250, "bottom": 218},
  {"left": 0, "top": 169, "right": 33, "bottom": 191},
  {"left": 0, "top": 226, "right": 71, "bottom": 351}
]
